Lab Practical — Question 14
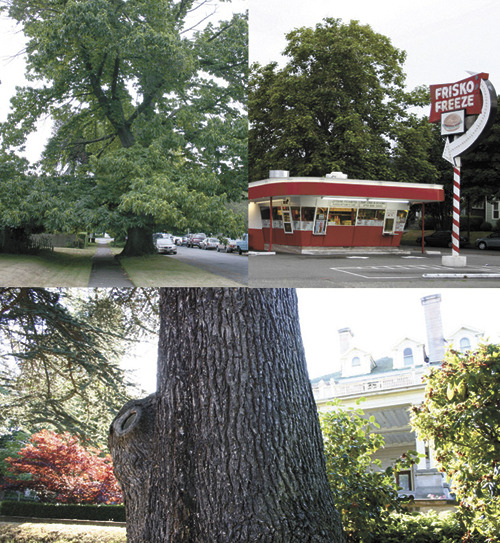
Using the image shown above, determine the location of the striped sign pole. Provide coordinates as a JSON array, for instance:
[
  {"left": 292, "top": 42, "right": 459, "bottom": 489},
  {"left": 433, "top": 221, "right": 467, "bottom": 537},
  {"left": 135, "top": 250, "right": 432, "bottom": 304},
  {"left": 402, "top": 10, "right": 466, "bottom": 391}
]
[{"left": 451, "top": 157, "right": 461, "bottom": 256}]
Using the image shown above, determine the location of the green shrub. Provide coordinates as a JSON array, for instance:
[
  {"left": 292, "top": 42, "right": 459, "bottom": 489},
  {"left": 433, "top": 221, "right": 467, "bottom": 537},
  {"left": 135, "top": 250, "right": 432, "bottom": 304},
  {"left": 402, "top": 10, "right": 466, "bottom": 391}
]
[
  {"left": 320, "top": 401, "right": 418, "bottom": 542},
  {"left": 479, "top": 221, "right": 492, "bottom": 231},
  {"left": 460, "top": 216, "right": 483, "bottom": 231},
  {"left": 418, "top": 216, "right": 439, "bottom": 230},
  {"left": 368, "top": 512, "right": 487, "bottom": 543},
  {"left": 0, "top": 501, "right": 125, "bottom": 522}
]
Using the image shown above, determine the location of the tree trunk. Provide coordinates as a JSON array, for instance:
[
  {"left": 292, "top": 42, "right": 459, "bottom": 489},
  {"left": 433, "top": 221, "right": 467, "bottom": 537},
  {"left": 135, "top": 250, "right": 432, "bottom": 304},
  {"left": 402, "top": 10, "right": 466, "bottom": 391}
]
[
  {"left": 109, "top": 288, "right": 344, "bottom": 543},
  {"left": 119, "top": 226, "right": 156, "bottom": 257}
]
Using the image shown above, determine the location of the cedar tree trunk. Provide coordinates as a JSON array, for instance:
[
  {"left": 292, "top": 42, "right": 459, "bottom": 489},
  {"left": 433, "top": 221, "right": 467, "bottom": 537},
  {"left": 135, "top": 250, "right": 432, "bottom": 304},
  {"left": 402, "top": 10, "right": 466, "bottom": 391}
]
[
  {"left": 109, "top": 288, "right": 344, "bottom": 543},
  {"left": 120, "top": 226, "right": 156, "bottom": 256}
]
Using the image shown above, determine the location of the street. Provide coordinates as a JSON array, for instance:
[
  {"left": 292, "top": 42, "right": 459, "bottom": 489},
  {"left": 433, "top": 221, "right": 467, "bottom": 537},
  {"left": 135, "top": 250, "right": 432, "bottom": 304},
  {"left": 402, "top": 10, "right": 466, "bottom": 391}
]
[
  {"left": 248, "top": 248, "right": 500, "bottom": 287},
  {"left": 172, "top": 246, "right": 248, "bottom": 285}
]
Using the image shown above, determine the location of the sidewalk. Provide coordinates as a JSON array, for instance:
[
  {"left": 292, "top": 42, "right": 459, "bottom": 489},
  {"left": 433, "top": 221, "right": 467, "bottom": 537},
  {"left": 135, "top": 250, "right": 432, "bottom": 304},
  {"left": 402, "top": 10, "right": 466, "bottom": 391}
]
[{"left": 88, "top": 242, "right": 134, "bottom": 287}]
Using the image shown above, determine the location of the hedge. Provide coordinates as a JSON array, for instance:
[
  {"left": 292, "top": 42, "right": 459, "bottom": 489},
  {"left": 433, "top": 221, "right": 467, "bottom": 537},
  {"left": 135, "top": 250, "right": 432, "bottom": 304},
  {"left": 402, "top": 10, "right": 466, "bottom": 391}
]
[
  {"left": 0, "top": 501, "right": 125, "bottom": 522},
  {"left": 368, "top": 512, "right": 487, "bottom": 543}
]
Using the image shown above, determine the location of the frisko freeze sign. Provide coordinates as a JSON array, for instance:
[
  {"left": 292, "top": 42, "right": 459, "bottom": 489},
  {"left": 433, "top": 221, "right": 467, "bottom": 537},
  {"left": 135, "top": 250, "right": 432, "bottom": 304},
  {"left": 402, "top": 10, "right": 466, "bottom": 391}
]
[
  {"left": 429, "top": 73, "right": 486, "bottom": 122},
  {"left": 429, "top": 72, "right": 497, "bottom": 165}
]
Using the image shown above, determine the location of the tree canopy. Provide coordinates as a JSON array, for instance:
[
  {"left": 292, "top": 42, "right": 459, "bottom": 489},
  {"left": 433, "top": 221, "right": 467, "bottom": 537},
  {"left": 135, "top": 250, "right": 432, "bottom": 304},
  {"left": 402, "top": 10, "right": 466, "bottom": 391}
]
[
  {"left": 0, "top": 288, "right": 158, "bottom": 445},
  {"left": 411, "top": 344, "right": 500, "bottom": 541},
  {"left": 249, "top": 18, "right": 437, "bottom": 184},
  {"left": 0, "top": 0, "right": 248, "bottom": 254}
]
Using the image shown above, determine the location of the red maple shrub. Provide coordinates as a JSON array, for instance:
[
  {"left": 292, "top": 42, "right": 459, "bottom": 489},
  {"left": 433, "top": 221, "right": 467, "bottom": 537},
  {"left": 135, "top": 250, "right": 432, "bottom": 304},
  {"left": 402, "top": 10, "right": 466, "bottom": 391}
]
[{"left": 2, "top": 430, "right": 123, "bottom": 504}]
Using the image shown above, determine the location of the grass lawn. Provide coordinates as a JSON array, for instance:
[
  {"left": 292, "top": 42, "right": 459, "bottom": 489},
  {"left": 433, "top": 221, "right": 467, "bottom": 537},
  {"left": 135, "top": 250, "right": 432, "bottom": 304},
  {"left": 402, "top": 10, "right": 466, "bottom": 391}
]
[
  {"left": 119, "top": 254, "right": 245, "bottom": 287},
  {"left": 0, "top": 521, "right": 126, "bottom": 543},
  {"left": 0, "top": 247, "right": 96, "bottom": 287}
]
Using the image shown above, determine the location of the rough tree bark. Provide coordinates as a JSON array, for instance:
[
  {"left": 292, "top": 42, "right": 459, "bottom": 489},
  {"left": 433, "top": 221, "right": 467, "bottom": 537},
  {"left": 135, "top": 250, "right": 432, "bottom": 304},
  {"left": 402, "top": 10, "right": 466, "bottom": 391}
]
[
  {"left": 119, "top": 226, "right": 156, "bottom": 257},
  {"left": 109, "top": 288, "right": 344, "bottom": 543}
]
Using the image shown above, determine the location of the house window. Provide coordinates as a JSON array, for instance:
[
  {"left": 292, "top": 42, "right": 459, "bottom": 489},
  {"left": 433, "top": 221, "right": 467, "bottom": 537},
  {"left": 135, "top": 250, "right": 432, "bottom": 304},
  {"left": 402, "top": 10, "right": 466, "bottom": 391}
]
[
  {"left": 352, "top": 356, "right": 361, "bottom": 367},
  {"left": 403, "top": 347, "right": 414, "bottom": 366},
  {"left": 396, "top": 470, "right": 413, "bottom": 491},
  {"left": 493, "top": 201, "right": 500, "bottom": 220},
  {"left": 460, "top": 337, "right": 471, "bottom": 352}
]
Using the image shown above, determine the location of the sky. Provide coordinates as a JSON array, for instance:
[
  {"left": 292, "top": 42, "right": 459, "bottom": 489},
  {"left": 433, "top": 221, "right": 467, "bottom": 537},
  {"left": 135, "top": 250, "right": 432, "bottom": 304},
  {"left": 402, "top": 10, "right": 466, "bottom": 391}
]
[
  {"left": 249, "top": 0, "right": 500, "bottom": 95},
  {"left": 124, "top": 287, "right": 500, "bottom": 394}
]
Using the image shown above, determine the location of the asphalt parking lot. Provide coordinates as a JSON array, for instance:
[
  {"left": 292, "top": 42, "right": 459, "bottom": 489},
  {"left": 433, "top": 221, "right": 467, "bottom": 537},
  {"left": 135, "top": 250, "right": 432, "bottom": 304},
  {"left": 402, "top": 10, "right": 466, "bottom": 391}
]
[
  {"left": 248, "top": 248, "right": 500, "bottom": 287},
  {"left": 173, "top": 245, "right": 248, "bottom": 285}
]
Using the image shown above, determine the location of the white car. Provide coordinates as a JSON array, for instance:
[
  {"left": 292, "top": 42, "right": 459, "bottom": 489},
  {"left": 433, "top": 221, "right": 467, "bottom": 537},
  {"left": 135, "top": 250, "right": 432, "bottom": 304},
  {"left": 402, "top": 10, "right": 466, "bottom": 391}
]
[
  {"left": 200, "top": 237, "right": 219, "bottom": 250},
  {"left": 217, "top": 238, "right": 237, "bottom": 253},
  {"left": 156, "top": 234, "right": 177, "bottom": 255}
]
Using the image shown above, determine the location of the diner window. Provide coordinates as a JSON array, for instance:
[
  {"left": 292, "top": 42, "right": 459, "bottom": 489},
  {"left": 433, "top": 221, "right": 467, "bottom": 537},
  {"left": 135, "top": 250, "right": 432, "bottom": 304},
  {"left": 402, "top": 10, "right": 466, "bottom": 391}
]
[
  {"left": 356, "top": 208, "right": 385, "bottom": 226},
  {"left": 272, "top": 206, "right": 283, "bottom": 221},
  {"left": 301, "top": 207, "right": 315, "bottom": 221},
  {"left": 460, "top": 337, "right": 471, "bottom": 352},
  {"left": 395, "top": 210, "right": 409, "bottom": 232},
  {"left": 291, "top": 207, "right": 301, "bottom": 221},
  {"left": 328, "top": 208, "right": 356, "bottom": 226},
  {"left": 260, "top": 206, "right": 270, "bottom": 220},
  {"left": 313, "top": 207, "right": 328, "bottom": 235},
  {"left": 383, "top": 217, "right": 395, "bottom": 234},
  {"left": 403, "top": 347, "right": 414, "bottom": 366},
  {"left": 282, "top": 205, "right": 293, "bottom": 234},
  {"left": 352, "top": 356, "right": 361, "bottom": 367}
]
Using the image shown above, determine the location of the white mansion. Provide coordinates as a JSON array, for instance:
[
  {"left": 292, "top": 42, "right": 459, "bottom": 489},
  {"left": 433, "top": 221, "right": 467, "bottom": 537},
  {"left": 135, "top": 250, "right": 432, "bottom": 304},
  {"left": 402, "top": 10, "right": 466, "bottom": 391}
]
[{"left": 311, "top": 294, "right": 484, "bottom": 504}]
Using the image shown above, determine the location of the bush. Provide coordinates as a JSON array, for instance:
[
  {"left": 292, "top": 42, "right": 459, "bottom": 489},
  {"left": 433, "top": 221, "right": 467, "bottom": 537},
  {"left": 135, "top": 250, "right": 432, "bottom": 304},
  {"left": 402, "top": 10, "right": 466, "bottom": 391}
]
[
  {"left": 495, "top": 219, "right": 500, "bottom": 232},
  {"left": 460, "top": 216, "right": 483, "bottom": 231},
  {"left": 479, "top": 221, "right": 492, "bottom": 231},
  {"left": 0, "top": 500, "right": 125, "bottom": 522},
  {"left": 320, "top": 401, "right": 418, "bottom": 542},
  {"left": 418, "top": 216, "right": 439, "bottom": 230},
  {"left": 369, "top": 512, "right": 487, "bottom": 543}
]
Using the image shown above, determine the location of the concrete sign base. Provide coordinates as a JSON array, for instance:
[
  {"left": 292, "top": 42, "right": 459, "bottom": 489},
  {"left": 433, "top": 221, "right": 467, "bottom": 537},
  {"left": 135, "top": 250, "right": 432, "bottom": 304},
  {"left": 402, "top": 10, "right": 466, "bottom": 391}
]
[{"left": 442, "top": 255, "right": 467, "bottom": 267}]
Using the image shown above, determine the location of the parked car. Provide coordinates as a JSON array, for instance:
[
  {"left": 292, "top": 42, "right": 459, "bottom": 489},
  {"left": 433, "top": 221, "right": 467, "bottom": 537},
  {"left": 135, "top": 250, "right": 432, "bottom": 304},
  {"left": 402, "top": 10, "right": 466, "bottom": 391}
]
[
  {"left": 217, "top": 238, "right": 237, "bottom": 253},
  {"left": 187, "top": 233, "right": 206, "bottom": 248},
  {"left": 155, "top": 234, "right": 177, "bottom": 255},
  {"left": 415, "top": 230, "right": 468, "bottom": 248},
  {"left": 475, "top": 232, "right": 500, "bottom": 250},
  {"left": 200, "top": 237, "right": 219, "bottom": 250},
  {"left": 236, "top": 234, "right": 249, "bottom": 254}
]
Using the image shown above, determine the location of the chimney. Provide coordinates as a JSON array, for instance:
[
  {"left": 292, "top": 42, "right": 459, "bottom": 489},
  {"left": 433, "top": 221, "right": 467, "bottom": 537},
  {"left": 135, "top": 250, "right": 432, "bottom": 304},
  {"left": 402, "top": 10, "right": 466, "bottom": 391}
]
[
  {"left": 421, "top": 295, "right": 445, "bottom": 363},
  {"left": 338, "top": 328, "right": 353, "bottom": 355}
]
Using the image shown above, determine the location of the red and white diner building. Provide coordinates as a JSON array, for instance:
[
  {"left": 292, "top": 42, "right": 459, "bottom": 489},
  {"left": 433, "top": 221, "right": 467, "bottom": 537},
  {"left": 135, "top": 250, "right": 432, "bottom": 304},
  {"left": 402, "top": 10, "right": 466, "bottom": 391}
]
[{"left": 248, "top": 171, "right": 445, "bottom": 253}]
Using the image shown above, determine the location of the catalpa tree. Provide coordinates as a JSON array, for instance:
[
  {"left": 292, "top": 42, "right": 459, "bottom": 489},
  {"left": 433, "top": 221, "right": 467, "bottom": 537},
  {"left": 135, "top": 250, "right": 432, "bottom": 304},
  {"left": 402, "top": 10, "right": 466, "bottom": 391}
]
[
  {"left": 0, "top": 0, "right": 247, "bottom": 255},
  {"left": 3, "top": 429, "right": 122, "bottom": 504}
]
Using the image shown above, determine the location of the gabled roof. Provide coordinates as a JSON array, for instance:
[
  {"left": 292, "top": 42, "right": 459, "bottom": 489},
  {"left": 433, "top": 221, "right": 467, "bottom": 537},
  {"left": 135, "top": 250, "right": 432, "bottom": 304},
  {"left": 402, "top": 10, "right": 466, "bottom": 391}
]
[{"left": 391, "top": 337, "right": 425, "bottom": 350}]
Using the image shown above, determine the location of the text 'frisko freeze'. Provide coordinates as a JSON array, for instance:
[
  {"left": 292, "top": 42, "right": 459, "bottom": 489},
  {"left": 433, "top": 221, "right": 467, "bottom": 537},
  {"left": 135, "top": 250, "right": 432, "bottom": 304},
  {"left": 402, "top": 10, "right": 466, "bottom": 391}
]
[{"left": 429, "top": 72, "right": 488, "bottom": 121}]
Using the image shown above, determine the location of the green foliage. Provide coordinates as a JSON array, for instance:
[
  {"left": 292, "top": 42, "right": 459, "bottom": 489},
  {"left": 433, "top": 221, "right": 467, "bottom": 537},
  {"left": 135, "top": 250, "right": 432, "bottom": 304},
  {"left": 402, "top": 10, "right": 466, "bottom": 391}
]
[
  {"left": 0, "top": 288, "right": 154, "bottom": 445},
  {"left": 249, "top": 18, "right": 434, "bottom": 183},
  {"left": 0, "top": 1, "right": 247, "bottom": 253},
  {"left": 320, "top": 400, "right": 418, "bottom": 542},
  {"left": 0, "top": 500, "right": 125, "bottom": 522},
  {"left": 368, "top": 511, "right": 487, "bottom": 543},
  {"left": 411, "top": 344, "right": 500, "bottom": 542}
]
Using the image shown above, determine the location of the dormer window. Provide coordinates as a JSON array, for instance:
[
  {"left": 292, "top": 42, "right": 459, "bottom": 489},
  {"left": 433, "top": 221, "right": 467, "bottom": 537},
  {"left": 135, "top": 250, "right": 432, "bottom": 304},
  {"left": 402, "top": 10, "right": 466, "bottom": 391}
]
[
  {"left": 459, "top": 337, "right": 471, "bottom": 352},
  {"left": 403, "top": 347, "right": 414, "bottom": 366},
  {"left": 352, "top": 356, "right": 361, "bottom": 367}
]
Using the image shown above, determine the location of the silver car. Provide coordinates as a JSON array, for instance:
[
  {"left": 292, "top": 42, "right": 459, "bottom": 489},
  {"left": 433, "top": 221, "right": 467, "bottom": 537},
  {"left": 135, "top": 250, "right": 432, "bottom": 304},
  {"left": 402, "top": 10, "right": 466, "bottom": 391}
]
[{"left": 475, "top": 232, "right": 500, "bottom": 250}]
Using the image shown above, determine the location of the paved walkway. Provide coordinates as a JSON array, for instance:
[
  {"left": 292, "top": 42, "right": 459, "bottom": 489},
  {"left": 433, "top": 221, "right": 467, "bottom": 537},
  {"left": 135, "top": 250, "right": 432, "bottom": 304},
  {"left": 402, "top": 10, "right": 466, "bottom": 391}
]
[{"left": 88, "top": 242, "right": 134, "bottom": 287}]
